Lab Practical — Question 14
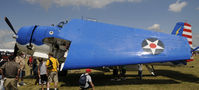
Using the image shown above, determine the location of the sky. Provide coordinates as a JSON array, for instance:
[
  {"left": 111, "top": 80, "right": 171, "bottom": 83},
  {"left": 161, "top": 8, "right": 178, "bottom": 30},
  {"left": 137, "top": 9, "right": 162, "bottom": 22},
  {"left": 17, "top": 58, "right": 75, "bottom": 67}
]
[{"left": 0, "top": 0, "right": 199, "bottom": 49}]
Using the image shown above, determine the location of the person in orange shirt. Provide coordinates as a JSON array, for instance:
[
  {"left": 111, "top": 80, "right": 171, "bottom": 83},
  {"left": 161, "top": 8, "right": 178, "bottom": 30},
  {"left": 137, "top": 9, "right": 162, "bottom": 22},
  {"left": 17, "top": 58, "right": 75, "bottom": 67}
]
[{"left": 46, "top": 53, "right": 59, "bottom": 90}]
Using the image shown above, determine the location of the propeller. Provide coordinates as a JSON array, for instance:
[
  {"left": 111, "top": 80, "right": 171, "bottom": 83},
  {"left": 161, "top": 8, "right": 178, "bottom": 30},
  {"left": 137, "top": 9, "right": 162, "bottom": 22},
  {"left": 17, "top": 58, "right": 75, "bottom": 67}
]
[
  {"left": 14, "top": 44, "right": 19, "bottom": 57},
  {"left": 4, "top": 17, "right": 17, "bottom": 35},
  {"left": 4, "top": 17, "right": 18, "bottom": 57}
]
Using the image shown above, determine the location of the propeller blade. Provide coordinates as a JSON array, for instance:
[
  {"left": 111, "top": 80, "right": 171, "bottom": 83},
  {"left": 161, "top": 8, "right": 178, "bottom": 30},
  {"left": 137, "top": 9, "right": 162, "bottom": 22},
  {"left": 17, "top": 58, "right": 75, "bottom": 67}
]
[
  {"left": 14, "top": 44, "right": 19, "bottom": 58},
  {"left": 4, "top": 17, "right": 17, "bottom": 35}
]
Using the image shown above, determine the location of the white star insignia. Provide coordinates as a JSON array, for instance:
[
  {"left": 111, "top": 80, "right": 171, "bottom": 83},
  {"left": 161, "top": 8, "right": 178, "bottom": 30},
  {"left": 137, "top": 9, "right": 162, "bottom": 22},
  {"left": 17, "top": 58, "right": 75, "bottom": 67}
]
[{"left": 143, "top": 39, "right": 164, "bottom": 55}]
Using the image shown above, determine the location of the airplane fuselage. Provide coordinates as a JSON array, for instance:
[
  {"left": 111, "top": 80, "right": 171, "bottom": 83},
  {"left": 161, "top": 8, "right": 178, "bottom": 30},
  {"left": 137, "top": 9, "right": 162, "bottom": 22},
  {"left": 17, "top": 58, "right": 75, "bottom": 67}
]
[{"left": 16, "top": 19, "right": 192, "bottom": 70}]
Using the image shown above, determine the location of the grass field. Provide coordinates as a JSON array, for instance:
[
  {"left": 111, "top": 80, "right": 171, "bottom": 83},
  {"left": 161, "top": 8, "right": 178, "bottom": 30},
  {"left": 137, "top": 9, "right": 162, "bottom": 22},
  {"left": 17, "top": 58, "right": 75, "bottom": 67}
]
[{"left": 18, "top": 55, "right": 199, "bottom": 90}]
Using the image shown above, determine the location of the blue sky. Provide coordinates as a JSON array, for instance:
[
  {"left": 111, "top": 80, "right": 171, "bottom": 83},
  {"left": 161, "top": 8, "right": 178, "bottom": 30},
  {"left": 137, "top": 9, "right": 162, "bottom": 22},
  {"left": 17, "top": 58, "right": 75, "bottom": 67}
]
[{"left": 0, "top": 0, "right": 199, "bottom": 48}]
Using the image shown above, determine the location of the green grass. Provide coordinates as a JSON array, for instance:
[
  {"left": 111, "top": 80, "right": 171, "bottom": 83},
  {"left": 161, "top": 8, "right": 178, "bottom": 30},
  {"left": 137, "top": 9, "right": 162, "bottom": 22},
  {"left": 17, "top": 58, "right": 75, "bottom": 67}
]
[{"left": 19, "top": 55, "right": 199, "bottom": 90}]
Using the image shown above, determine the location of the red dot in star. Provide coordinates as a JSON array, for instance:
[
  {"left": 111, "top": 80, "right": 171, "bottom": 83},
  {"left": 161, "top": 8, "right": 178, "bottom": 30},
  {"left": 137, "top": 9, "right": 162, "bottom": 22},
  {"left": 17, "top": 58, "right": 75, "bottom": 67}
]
[{"left": 150, "top": 43, "right": 156, "bottom": 48}]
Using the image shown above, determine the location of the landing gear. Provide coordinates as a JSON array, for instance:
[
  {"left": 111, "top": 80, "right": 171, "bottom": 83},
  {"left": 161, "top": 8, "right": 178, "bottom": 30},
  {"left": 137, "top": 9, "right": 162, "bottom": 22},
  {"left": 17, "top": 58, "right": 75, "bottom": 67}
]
[
  {"left": 145, "top": 65, "right": 156, "bottom": 76},
  {"left": 58, "top": 70, "right": 68, "bottom": 76}
]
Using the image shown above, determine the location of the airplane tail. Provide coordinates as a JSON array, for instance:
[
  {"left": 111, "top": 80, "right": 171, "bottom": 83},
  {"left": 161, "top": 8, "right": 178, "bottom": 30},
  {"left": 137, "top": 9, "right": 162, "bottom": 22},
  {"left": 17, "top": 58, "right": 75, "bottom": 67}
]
[
  {"left": 171, "top": 22, "right": 193, "bottom": 63},
  {"left": 171, "top": 22, "right": 192, "bottom": 48}
]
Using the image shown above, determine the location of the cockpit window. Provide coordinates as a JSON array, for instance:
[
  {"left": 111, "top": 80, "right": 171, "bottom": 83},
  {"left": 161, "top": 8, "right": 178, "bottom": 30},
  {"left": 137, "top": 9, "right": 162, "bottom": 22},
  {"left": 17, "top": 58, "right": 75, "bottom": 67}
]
[{"left": 57, "top": 20, "right": 68, "bottom": 28}]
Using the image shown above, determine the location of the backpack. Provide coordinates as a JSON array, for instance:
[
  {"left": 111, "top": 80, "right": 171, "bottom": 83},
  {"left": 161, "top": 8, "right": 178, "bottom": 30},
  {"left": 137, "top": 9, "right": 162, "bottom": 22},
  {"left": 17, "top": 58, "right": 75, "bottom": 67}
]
[
  {"left": 47, "top": 59, "right": 53, "bottom": 70},
  {"left": 79, "top": 74, "right": 87, "bottom": 87}
]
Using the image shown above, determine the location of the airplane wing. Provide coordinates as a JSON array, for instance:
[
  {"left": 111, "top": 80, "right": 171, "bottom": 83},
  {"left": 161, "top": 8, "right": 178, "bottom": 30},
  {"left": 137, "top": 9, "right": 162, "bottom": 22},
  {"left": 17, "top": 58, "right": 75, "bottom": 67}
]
[{"left": 57, "top": 19, "right": 191, "bottom": 70}]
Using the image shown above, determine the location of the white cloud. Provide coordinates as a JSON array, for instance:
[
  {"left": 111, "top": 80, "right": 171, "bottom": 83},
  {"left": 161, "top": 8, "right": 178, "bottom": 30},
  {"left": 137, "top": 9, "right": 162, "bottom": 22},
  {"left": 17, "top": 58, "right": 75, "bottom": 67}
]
[
  {"left": 1, "top": 41, "right": 16, "bottom": 49},
  {"left": 24, "top": 0, "right": 142, "bottom": 9},
  {"left": 0, "top": 30, "right": 12, "bottom": 38},
  {"left": 168, "top": 0, "right": 187, "bottom": 13},
  {"left": 147, "top": 24, "right": 160, "bottom": 31},
  {"left": 0, "top": 30, "right": 15, "bottom": 49},
  {"left": 25, "top": 0, "right": 53, "bottom": 10},
  {"left": 196, "top": 7, "right": 199, "bottom": 10}
]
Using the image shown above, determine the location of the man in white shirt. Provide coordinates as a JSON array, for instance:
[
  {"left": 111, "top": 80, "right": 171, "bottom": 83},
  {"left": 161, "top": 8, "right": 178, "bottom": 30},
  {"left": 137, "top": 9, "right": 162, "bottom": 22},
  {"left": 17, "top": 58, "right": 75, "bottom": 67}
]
[
  {"left": 138, "top": 64, "right": 143, "bottom": 80},
  {"left": 38, "top": 58, "right": 47, "bottom": 90},
  {"left": 80, "top": 69, "right": 95, "bottom": 90}
]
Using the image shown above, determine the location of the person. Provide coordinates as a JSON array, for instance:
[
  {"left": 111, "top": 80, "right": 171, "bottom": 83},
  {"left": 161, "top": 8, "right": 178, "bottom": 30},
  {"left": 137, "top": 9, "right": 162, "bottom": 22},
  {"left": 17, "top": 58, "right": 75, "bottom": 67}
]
[
  {"left": 119, "top": 66, "right": 126, "bottom": 80},
  {"left": 34, "top": 66, "right": 40, "bottom": 85},
  {"left": 27, "top": 56, "right": 33, "bottom": 76},
  {"left": 111, "top": 66, "right": 120, "bottom": 81},
  {"left": 15, "top": 52, "right": 26, "bottom": 86},
  {"left": 32, "top": 58, "right": 38, "bottom": 77},
  {"left": 46, "top": 53, "right": 59, "bottom": 90},
  {"left": 0, "top": 57, "right": 7, "bottom": 90},
  {"left": 0, "top": 69, "right": 4, "bottom": 90},
  {"left": 32, "top": 58, "right": 39, "bottom": 85},
  {"left": 79, "top": 69, "right": 95, "bottom": 90},
  {"left": 137, "top": 64, "right": 142, "bottom": 80},
  {"left": 38, "top": 58, "right": 47, "bottom": 90},
  {"left": 1, "top": 55, "right": 20, "bottom": 90}
]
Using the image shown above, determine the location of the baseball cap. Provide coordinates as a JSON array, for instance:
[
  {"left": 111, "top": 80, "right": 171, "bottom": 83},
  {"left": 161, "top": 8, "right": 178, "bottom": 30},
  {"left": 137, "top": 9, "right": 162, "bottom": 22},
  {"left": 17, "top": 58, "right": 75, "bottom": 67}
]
[{"left": 86, "top": 69, "right": 91, "bottom": 73}]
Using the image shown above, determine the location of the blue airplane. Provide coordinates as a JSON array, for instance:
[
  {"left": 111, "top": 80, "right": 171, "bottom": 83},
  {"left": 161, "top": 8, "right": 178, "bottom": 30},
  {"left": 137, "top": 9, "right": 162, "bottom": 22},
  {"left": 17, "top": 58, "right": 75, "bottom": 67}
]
[{"left": 4, "top": 17, "right": 193, "bottom": 71}]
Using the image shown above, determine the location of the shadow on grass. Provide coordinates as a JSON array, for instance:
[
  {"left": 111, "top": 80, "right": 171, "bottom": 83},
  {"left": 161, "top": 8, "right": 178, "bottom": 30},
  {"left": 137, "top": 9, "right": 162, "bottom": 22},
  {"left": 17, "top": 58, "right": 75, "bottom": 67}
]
[
  {"left": 59, "top": 72, "right": 179, "bottom": 87},
  {"left": 156, "top": 70, "right": 199, "bottom": 83},
  {"left": 24, "top": 69, "right": 199, "bottom": 87}
]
